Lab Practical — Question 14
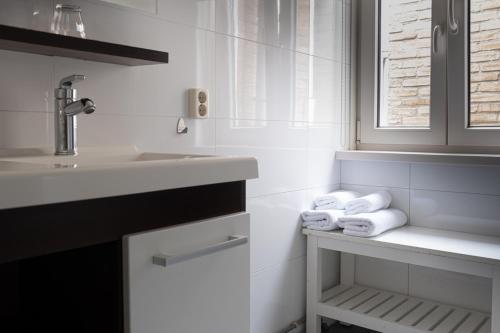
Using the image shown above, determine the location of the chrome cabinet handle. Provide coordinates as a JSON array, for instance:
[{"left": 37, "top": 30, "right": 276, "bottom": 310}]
[
  {"left": 152, "top": 235, "right": 248, "bottom": 267},
  {"left": 432, "top": 25, "right": 441, "bottom": 55},
  {"left": 448, "top": 0, "right": 459, "bottom": 34}
]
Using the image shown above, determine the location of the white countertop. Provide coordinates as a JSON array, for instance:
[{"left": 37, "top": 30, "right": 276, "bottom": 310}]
[
  {"left": 304, "top": 226, "right": 500, "bottom": 265},
  {"left": 0, "top": 146, "right": 258, "bottom": 210}
]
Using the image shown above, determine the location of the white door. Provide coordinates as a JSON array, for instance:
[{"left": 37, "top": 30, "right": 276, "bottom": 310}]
[{"left": 124, "top": 213, "right": 250, "bottom": 333}]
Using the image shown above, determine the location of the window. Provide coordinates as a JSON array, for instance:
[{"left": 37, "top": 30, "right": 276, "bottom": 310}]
[
  {"left": 379, "top": 0, "right": 432, "bottom": 128},
  {"left": 469, "top": 1, "right": 500, "bottom": 128},
  {"left": 448, "top": 0, "right": 500, "bottom": 146},
  {"left": 358, "top": 0, "right": 500, "bottom": 148}
]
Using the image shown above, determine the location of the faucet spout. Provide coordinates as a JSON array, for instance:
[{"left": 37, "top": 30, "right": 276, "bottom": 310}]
[{"left": 64, "top": 98, "right": 96, "bottom": 116}]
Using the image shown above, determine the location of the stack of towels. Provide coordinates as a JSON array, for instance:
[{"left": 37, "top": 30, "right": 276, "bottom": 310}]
[{"left": 301, "top": 190, "right": 407, "bottom": 237}]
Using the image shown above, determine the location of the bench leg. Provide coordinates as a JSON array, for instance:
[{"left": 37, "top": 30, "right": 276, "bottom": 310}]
[
  {"left": 493, "top": 266, "right": 500, "bottom": 332},
  {"left": 337, "top": 253, "right": 356, "bottom": 328},
  {"left": 307, "top": 235, "right": 322, "bottom": 333}
]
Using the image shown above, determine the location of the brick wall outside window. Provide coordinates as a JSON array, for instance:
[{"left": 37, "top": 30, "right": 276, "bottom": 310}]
[{"left": 382, "top": 0, "right": 500, "bottom": 127}]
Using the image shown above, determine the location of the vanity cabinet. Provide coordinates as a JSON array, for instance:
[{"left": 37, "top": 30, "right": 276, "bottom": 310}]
[
  {"left": 0, "top": 181, "right": 249, "bottom": 333},
  {"left": 125, "top": 213, "right": 250, "bottom": 333}
]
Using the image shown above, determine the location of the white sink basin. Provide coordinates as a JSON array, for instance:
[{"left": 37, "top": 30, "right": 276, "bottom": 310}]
[
  {"left": 0, "top": 146, "right": 258, "bottom": 210},
  {"left": 0, "top": 160, "right": 49, "bottom": 171},
  {"left": 2, "top": 152, "right": 208, "bottom": 168}
]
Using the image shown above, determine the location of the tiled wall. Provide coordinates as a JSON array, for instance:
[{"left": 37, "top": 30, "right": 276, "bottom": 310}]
[
  {"left": 0, "top": 0, "right": 351, "bottom": 331},
  {"left": 340, "top": 160, "right": 500, "bottom": 312}
]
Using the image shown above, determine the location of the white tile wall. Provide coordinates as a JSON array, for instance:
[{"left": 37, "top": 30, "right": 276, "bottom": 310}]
[
  {"left": 340, "top": 159, "right": 500, "bottom": 312},
  {"left": 411, "top": 163, "right": 500, "bottom": 196},
  {"left": 0, "top": 51, "right": 52, "bottom": 113},
  {"left": 341, "top": 160, "right": 410, "bottom": 188},
  {"left": 158, "top": 0, "right": 215, "bottom": 30},
  {"left": 0, "top": 111, "right": 52, "bottom": 148},
  {"left": 215, "top": 119, "right": 309, "bottom": 198},
  {"left": 0, "top": 0, "right": 53, "bottom": 31},
  {"left": 216, "top": 0, "right": 303, "bottom": 53},
  {"left": 248, "top": 191, "right": 308, "bottom": 273},
  {"left": 215, "top": 34, "right": 311, "bottom": 122},
  {"left": 0, "top": 1, "right": 350, "bottom": 332},
  {"left": 355, "top": 256, "right": 409, "bottom": 295},
  {"left": 409, "top": 266, "right": 491, "bottom": 313},
  {"left": 307, "top": 123, "right": 344, "bottom": 190},
  {"left": 101, "top": 0, "right": 158, "bottom": 14},
  {"left": 410, "top": 189, "right": 500, "bottom": 236},
  {"left": 251, "top": 256, "right": 306, "bottom": 333}
]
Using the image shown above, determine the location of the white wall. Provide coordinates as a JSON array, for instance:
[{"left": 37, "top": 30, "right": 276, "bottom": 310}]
[
  {"left": 0, "top": 1, "right": 351, "bottom": 332},
  {"left": 340, "top": 159, "right": 500, "bottom": 313}
]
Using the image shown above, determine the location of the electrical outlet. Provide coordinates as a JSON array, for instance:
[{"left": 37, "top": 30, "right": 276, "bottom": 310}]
[{"left": 188, "top": 89, "right": 209, "bottom": 119}]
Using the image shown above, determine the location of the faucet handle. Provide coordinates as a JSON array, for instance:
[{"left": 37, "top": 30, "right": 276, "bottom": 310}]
[{"left": 59, "top": 74, "right": 87, "bottom": 88}]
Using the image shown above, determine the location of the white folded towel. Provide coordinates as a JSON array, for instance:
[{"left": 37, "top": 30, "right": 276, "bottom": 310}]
[
  {"left": 338, "top": 209, "right": 407, "bottom": 237},
  {"left": 313, "top": 190, "right": 361, "bottom": 210},
  {"left": 344, "top": 190, "right": 392, "bottom": 215},
  {"left": 301, "top": 209, "right": 345, "bottom": 231}
]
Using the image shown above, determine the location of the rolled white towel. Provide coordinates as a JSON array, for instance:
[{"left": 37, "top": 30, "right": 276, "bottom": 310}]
[
  {"left": 301, "top": 209, "right": 345, "bottom": 231},
  {"left": 344, "top": 190, "right": 392, "bottom": 215},
  {"left": 338, "top": 209, "right": 407, "bottom": 237},
  {"left": 314, "top": 190, "right": 361, "bottom": 210}
]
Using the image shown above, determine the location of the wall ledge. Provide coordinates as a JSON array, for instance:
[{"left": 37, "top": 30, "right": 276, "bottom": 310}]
[{"left": 336, "top": 150, "right": 500, "bottom": 166}]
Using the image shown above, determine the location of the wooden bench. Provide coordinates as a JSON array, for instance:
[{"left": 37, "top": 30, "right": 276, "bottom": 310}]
[{"left": 304, "top": 226, "right": 500, "bottom": 333}]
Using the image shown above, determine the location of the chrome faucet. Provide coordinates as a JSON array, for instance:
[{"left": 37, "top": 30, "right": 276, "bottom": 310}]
[{"left": 54, "top": 75, "right": 96, "bottom": 155}]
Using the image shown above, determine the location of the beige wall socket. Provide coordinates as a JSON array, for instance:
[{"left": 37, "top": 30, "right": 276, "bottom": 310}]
[{"left": 188, "top": 89, "right": 209, "bottom": 119}]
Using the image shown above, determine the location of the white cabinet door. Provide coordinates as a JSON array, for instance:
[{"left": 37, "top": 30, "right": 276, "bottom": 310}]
[{"left": 124, "top": 213, "right": 250, "bottom": 333}]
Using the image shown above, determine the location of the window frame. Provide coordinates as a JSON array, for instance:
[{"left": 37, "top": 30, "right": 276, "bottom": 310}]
[{"left": 357, "top": 0, "right": 500, "bottom": 149}]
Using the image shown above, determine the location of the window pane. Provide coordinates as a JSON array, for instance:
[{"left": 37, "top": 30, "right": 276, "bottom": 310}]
[
  {"left": 379, "top": 0, "right": 432, "bottom": 128},
  {"left": 470, "top": 0, "right": 500, "bottom": 127}
]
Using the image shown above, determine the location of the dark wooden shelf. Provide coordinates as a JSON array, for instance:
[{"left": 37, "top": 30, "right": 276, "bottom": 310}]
[{"left": 0, "top": 24, "right": 169, "bottom": 66}]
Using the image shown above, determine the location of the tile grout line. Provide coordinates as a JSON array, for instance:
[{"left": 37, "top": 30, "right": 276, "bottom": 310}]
[
  {"left": 341, "top": 182, "right": 409, "bottom": 191},
  {"left": 409, "top": 163, "right": 412, "bottom": 225},
  {"left": 340, "top": 159, "right": 343, "bottom": 189},
  {"left": 246, "top": 183, "right": 342, "bottom": 201},
  {"left": 410, "top": 187, "right": 500, "bottom": 199},
  {"left": 340, "top": 181, "right": 500, "bottom": 199},
  {"left": 214, "top": 30, "right": 350, "bottom": 64}
]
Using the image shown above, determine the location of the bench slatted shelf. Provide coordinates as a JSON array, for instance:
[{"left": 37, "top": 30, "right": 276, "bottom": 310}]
[{"left": 304, "top": 226, "right": 500, "bottom": 333}]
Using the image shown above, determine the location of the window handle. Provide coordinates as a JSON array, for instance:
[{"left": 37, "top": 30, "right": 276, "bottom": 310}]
[
  {"left": 432, "top": 25, "right": 441, "bottom": 55},
  {"left": 448, "top": 0, "right": 459, "bottom": 34}
]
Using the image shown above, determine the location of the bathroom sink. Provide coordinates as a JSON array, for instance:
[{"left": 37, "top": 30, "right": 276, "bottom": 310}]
[
  {"left": 1, "top": 152, "right": 207, "bottom": 169},
  {"left": 0, "top": 160, "right": 48, "bottom": 171},
  {"left": 0, "top": 146, "right": 258, "bottom": 210}
]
